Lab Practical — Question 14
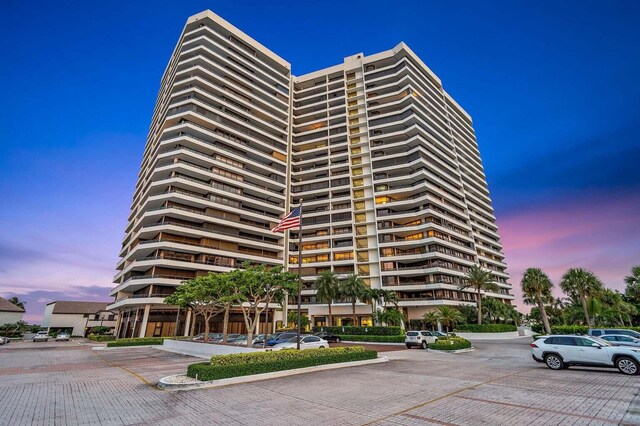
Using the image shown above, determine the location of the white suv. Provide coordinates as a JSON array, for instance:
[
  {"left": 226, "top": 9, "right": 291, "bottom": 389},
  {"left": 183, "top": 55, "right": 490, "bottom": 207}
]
[
  {"left": 531, "top": 334, "right": 640, "bottom": 375},
  {"left": 405, "top": 331, "right": 438, "bottom": 349}
]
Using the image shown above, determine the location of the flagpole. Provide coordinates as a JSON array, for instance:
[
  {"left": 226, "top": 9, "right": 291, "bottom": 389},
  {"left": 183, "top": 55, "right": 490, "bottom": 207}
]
[{"left": 296, "top": 200, "right": 303, "bottom": 350}]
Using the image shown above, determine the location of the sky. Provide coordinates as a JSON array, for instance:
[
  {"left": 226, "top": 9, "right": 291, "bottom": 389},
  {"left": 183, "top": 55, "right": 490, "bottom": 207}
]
[{"left": 1, "top": 1, "right": 638, "bottom": 323}]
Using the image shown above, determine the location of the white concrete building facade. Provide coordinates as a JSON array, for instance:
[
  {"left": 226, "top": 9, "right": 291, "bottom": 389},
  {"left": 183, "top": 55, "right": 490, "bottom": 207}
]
[
  {"left": 42, "top": 301, "right": 117, "bottom": 336},
  {"left": 108, "top": 10, "right": 513, "bottom": 336},
  {"left": 0, "top": 296, "right": 25, "bottom": 324}
]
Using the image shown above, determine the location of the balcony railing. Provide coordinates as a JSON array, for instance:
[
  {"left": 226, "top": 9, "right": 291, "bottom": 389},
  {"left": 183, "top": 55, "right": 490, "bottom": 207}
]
[
  {"left": 142, "top": 220, "right": 281, "bottom": 246},
  {"left": 115, "top": 293, "right": 172, "bottom": 303}
]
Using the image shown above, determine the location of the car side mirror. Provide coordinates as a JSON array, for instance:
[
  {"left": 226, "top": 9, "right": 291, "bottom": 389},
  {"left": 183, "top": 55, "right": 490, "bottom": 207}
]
[{"left": 591, "top": 343, "right": 601, "bottom": 348}]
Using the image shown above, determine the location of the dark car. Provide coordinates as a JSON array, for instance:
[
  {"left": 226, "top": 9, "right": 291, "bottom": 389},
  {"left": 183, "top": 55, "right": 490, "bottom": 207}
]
[
  {"left": 266, "top": 332, "right": 297, "bottom": 346},
  {"left": 313, "top": 332, "right": 341, "bottom": 343}
]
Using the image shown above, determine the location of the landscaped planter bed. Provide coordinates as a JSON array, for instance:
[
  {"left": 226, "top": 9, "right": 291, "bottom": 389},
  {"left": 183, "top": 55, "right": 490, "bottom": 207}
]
[
  {"left": 337, "top": 334, "right": 405, "bottom": 343},
  {"left": 429, "top": 337, "right": 472, "bottom": 351},
  {"left": 187, "top": 346, "right": 377, "bottom": 381},
  {"left": 106, "top": 337, "right": 167, "bottom": 347}
]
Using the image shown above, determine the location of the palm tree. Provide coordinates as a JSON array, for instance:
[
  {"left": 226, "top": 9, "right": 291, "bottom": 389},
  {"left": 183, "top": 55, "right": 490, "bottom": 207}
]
[
  {"left": 435, "top": 306, "right": 464, "bottom": 332},
  {"left": 380, "top": 289, "right": 398, "bottom": 308},
  {"left": 422, "top": 311, "right": 439, "bottom": 331},
  {"left": 458, "top": 265, "right": 500, "bottom": 325},
  {"left": 624, "top": 265, "right": 640, "bottom": 301},
  {"left": 520, "top": 268, "right": 554, "bottom": 334},
  {"left": 560, "top": 268, "right": 603, "bottom": 328},
  {"left": 315, "top": 271, "right": 340, "bottom": 326},
  {"left": 340, "top": 274, "right": 367, "bottom": 326},
  {"left": 361, "top": 288, "right": 380, "bottom": 324},
  {"left": 7, "top": 297, "right": 25, "bottom": 310},
  {"left": 363, "top": 289, "right": 399, "bottom": 325},
  {"left": 376, "top": 308, "right": 404, "bottom": 326}
]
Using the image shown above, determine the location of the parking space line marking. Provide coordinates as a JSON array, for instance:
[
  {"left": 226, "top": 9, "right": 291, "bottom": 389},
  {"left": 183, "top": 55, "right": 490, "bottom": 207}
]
[
  {"left": 91, "top": 350, "right": 159, "bottom": 390},
  {"left": 361, "top": 368, "right": 536, "bottom": 426},
  {"left": 401, "top": 413, "right": 457, "bottom": 425},
  {"left": 456, "top": 395, "right": 622, "bottom": 425}
]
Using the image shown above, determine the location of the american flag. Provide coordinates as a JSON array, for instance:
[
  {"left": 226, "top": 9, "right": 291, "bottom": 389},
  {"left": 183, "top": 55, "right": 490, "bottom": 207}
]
[{"left": 272, "top": 206, "right": 301, "bottom": 232}]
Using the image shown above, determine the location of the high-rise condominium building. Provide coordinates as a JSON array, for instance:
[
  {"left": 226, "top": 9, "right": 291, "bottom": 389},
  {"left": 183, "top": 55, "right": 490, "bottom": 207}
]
[{"left": 108, "top": 10, "right": 513, "bottom": 338}]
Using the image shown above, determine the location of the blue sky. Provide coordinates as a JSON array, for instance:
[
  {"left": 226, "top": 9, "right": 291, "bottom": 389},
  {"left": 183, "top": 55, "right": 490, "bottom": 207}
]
[{"left": 1, "top": 1, "right": 639, "bottom": 321}]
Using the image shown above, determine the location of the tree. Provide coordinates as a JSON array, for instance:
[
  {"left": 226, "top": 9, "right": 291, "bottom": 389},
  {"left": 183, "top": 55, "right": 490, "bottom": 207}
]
[
  {"left": 375, "top": 308, "right": 404, "bottom": 326},
  {"left": 457, "top": 305, "right": 478, "bottom": 324},
  {"left": 458, "top": 265, "right": 500, "bottom": 325},
  {"left": 624, "top": 265, "right": 640, "bottom": 301},
  {"left": 381, "top": 289, "right": 398, "bottom": 309},
  {"left": 287, "top": 311, "right": 310, "bottom": 329},
  {"left": 422, "top": 311, "right": 440, "bottom": 331},
  {"left": 520, "top": 268, "right": 554, "bottom": 334},
  {"left": 340, "top": 274, "right": 367, "bottom": 325},
  {"left": 7, "top": 297, "right": 25, "bottom": 310},
  {"left": 315, "top": 271, "right": 340, "bottom": 327},
  {"left": 560, "top": 268, "right": 603, "bottom": 328},
  {"left": 230, "top": 263, "right": 298, "bottom": 347},
  {"left": 361, "top": 288, "right": 396, "bottom": 325},
  {"left": 164, "top": 274, "right": 226, "bottom": 343},
  {"left": 435, "top": 306, "right": 464, "bottom": 332}
]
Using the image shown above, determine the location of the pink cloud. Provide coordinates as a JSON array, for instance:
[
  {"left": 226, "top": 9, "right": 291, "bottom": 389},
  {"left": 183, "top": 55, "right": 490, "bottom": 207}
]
[{"left": 499, "top": 192, "right": 640, "bottom": 311}]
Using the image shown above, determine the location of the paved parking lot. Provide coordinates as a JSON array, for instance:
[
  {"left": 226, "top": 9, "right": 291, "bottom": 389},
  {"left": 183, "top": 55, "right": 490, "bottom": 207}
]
[{"left": 1, "top": 338, "right": 639, "bottom": 425}]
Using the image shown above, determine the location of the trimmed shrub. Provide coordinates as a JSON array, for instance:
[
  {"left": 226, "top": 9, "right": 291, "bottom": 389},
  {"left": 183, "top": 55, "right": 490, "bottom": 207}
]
[
  {"left": 187, "top": 346, "right": 377, "bottom": 381},
  {"left": 106, "top": 337, "right": 167, "bottom": 347},
  {"left": 430, "top": 337, "right": 471, "bottom": 351},
  {"left": 311, "top": 326, "right": 402, "bottom": 336},
  {"left": 455, "top": 324, "right": 516, "bottom": 333},
  {"left": 336, "top": 334, "right": 405, "bottom": 343},
  {"left": 90, "top": 326, "right": 113, "bottom": 335},
  {"left": 87, "top": 334, "right": 115, "bottom": 342},
  {"left": 550, "top": 325, "right": 588, "bottom": 334}
]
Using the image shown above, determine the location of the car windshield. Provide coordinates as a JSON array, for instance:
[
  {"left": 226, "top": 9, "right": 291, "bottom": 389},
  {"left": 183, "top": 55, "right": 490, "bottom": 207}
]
[
  {"left": 407, "top": 332, "right": 419, "bottom": 336},
  {"left": 286, "top": 337, "right": 299, "bottom": 342}
]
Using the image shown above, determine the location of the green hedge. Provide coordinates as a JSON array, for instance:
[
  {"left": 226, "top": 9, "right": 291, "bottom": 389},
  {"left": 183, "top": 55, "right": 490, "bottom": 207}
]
[
  {"left": 187, "top": 347, "right": 377, "bottom": 381},
  {"left": 455, "top": 324, "right": 516, "bottom": 333},
  {"left": 336, "top": 334, "right": 405, "bottom": 343},
  {"left": 550, "top": 325, "right": 587, "bottom": 334},
  {"left": 106, "top": 337, "right": 167, "bottom": 347},
  {"left": 87, "top": 334, "right": 115, "bottom": 342},
  {"left": 311, "top": 326, "right": 402, "bottom": 336},
  {"left": 430, "top": 337, "right": 472, "bottom": 351}
]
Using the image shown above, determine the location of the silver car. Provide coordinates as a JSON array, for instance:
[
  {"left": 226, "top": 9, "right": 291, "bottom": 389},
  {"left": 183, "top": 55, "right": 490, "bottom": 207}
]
[
  {"left": 600, "top": 334, "right": 640, "bottom": 347},
  {"left": 33, "top": 331, "right": 49, "bottom": 342},
  {"left": 56, "top": 333, "right": 70, "bottom": 341},
  {"left": 271, "top": 335, "right": 329, "bottom": 351}
]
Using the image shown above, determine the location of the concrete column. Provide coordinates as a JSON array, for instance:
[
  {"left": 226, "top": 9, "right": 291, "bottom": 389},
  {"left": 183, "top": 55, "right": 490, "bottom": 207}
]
[
  {"left": 114, "top": 310, "right": 123, "bottom": 338},
  {"left": 183, "top": 310, "right": 192, "bottom": 337},
  {"left": 139, "top": 305, "right": 151, "bottom": 338},
  {"left": 127, "top": 311, "right": 133, "bottom": 338}
]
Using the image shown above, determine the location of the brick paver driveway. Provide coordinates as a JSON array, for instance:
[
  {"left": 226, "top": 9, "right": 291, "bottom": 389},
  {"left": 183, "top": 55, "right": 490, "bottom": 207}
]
[{"left": 1, "top": 338, "right": 639, "bottom": 425}]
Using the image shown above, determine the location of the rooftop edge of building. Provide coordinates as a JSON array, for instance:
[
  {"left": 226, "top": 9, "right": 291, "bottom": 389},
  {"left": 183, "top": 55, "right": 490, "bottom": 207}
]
[
  {"left": 291, "top": 42, "right": 471, "bottom": 121},
  {"left": 187, "top": 10, "right": 291, "bottom": 72}
]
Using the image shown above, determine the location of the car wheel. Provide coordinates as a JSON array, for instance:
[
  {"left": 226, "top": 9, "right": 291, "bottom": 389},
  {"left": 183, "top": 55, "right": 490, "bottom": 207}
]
[
  {"left": 405, "top": 344, "right": 411, "bottom": 349},
  {"left": 421, "top": 341, "right": 428, "bottom": 349},
  {"left": 544, "top": 354, "right": 564, "bottom": 370},
  {"left": 616, "top": 357, "right": 639, "bottom": 375},
  {"left": 319, "top": 346, "right": 325, "bottom": 349},
  {"left": 335, "top": 337, "right": 341, "bottom": 343}
]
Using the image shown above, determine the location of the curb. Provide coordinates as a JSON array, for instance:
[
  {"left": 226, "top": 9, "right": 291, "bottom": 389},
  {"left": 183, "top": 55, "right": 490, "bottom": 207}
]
[
  {"left": 158, "top": 356, "right": 389, "bottom": 391},
  {"left": 342, "top": 341, "right": 404, "bottom": 346},
  {"left": 93, "top": 345, "right": 162, "bottom": 351},
  {"left": 426, "top": 347, "right": 475, "bottom": 354}
]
